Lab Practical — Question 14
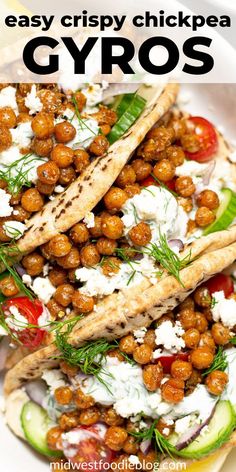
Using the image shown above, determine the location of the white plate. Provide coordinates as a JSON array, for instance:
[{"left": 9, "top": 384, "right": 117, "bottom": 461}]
[{"left": 1, "top": 83, "right": 236, "bottom": 471}]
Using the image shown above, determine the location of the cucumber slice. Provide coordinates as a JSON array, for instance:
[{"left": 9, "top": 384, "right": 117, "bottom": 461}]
[
  {"left": 113, "top": 93, "right": 135, "bottom": 119},
  {"left": 108, "top": 94, "right": 146, "bottom": 144},
  {"left": 21, "top": 401, "right": 62, "bottom": 458},
  {"left": 173, "top": 401, "right": 235, "bottom": 460},
  {"left": 204, "top": 188, "right": 236, "bottom": 235}
]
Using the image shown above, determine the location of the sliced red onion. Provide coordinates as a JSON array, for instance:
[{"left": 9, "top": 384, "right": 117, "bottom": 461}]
[
  {"left": 168, "top": 239, "right": 184, "bottom": 252},
  {"left": 102, "top": 83, "right": 139, "bottom": 100},
  {"left": 25, "top": 379, "right": 47, "bottom": 406},
  {"left": 14, "top": 264, "right": 27, "bottom": 277},
  {"left": 202, "top": 160, "right": 216, "bottom": 186},
  {"left": 175, "top": 406, "right": 216, "bottom": 450},
  {"left": 0, "top": 338, "right": 10, "bottom": 371},
  {"left": 140, "top": 438, "right": 151, "bottom": 454}
]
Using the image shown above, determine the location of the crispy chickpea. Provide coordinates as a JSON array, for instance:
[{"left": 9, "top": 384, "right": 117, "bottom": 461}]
[
  {"left": 133, "top": 344, "right": 153, "bottom": 365},
  {"left": 54, "top": 284, "right": 74, "bottom": 307},
  {"left": 89, "top": 216, "right": 103, "bottom": 238},
  {"left": 49, "top": 267, "right": 67, "bottom": 287},
  {"left": 58, "top": 166, "right": 76, "bottom": 186},
  {"left": 179, "top": 296, "right": 195, "bottom": 312},
  {"left": 128, "top": 222, "right": 152, "bottom": 247},
  {"left": 195, "top": 312, "right": 208, "bottom": 333},
  {"left": 103, "top": 408, "right": 124, "bottom": 426},
  {"left": 123, "top": 436, "right": 139, "bottom": 454},
  {"left": 183, "top": 328, "right": 200, "bottom": 349},
  {"left": 177, "top": 308, "right": 196, "bottom": 330},
  {"left": 171, "top": 118, "right": 187, "bottom": 139},
  {"left": 31, "top": 137, "right": 53, "bottom": 157},
  {"left": 190, "top": 347, "right": 214, "bottom": 370},
  {"left": 37, "top": 161, "right": 60, "bottom": 185},
  {"left": 116, "top": 165, "right": 136, "bottom": 188},
  {"left": 92, "top": 107, "right": 117, "bottom": 126},
  {"left": 89, "top": 135, "right": 109, "bottom": 156},
  {"left": 131, "top": 159, "right": 152, "bottom": 181},
  {"left": 144, "top": 329, "right": 156, "bottom": 349},
  {"left": 161, "top": 378, "right": 185, "bottom": 403},
  {"left": 100, "top": 124, "right": 111, "bottom": 135},
  {"left": 10, "top": 191, "right": 22, "bottom": 205},
  {"left": 51, "top": 144, "right": 74, "bottom": 168},
  {"left": 68, "top": 268, "right": 77, "bottom": 283},
  {"left": 48, "top": 234, "right": 72, "bottom": 258},
  {"left": 178, "top": 196, "right": 193, "bottom": 213},
  {"left": 96, "top": 237, "right": 117, "bottom": 256},
  {"left": 38, "top": 88, "right": 62, "bottom": 114},
  {"left": 22, "top": 252, "right": 45, "bottom": 276},
  {"left": 60, "top": 361, "right": 78, "bottom": 377},
  {"left": 69, "top": 223, "right": 90, "bottom": 245},
  {"left": 41, "top": 241, "right": 51, "bottom": 260},
  {"left": 138, "top": 450, "right": 157, "bottom": 471},
  {"left": 196, "top": 190, "right": 220, "bottom": 210},
  {"left": 102, "top": 214, "right": 124, "bottom": 240},
  {"left": 0, "top": 276, "right": 19, "bottom": 297},
  {"left": 199, "top": 331, "right": 216, "bottom": 353},
  {"left": 124, "top": 183, "right": 141, "bottom": 198},
  {"left": 187, "top": 219, "right": 197, "bottom": 235},
  {"left": 21, "top": 188, "right": 44, "bottom": 212},
  {"left": 74, "top": 149, "right": 90, "bottom": 173},
  {"left": 36, "top": 180, "right": 55, "bottom": 195},
  {"left": 0, "top": 125, "right": 12, "bottom": 151},
  {"left": 72, "top": 291, "right": 94, "bottom": 313},
  {"left": 54, "top": 386, "right": 73, "bottom": 405},
  {"left": 211, "top": 322, "right": 230, "bottom": 345},
  {"left": 74, "top": 91, "right": 86, "bottom": 111},
  {"left": 105, "top": 426, "right": 128, "bottom": 451},
  {"left": 156, "top": 418, "right": 173, "bottom": 438},
  {"left": 143, "top": 363, "right": 163, "bottom": 391},
  {"left": 0, "top": 220, "right": 12, "bottom": 242},
  {"left": 59, "top": 411, "right": 79, "bottom": 431},
  {"left": 104, "top": 187, "right": 128, "bottom": 211},
  {"left": 108, "top": 349, "right": 125, "bottom": 362},
  {"left": 47, "top": 298, "right": 65, "bottom": 318},
  {"left": 102, "top": 256, "right": 121, "bottom": 276},
  {"left": 181, "top": 133, "right": 201, "bottom": 153},
  {"left": 54, "top": 121, "right": 76, "bottom": 143},
  {"left": 46, "top": 426, "right": 62, "bottom": 450},
  {"left": 194, "top": 286, "right": 211, "bottom": 307},
  {"left": 79, "top": 407, "right": 100, "bottom": 426},
  {"left": 31, "top": 112, "right": 54, "bottom": 139},
  {"left": 185, "top": 369, "right": 202, "bottom": 393},
  {"left": 206, "top": 370, "right": 228, "bottom": 396},
  {"left": 119, "top": 335, "right": 137, "bottom": 355},
  {"left": 171, "top": 360, "right": 193, "bottom": 381},
  {"left": 74, "top": 388, "right": 95, "bottom": 409},
  {"left": 17, "top": 112, "right": 31, "bottom": 124},
  {"left": 195, "top": 207, "right": 215, "bottom": 227},
  {"left": 166, "top": 145, "right": 185, "bottom": 167},
  {"left": 0, "top": 179, "right": 7, "bottom": 189},
  {"left": 80, "top": 244, "right": 100, "bottom": 267},
  {"left": 0, "top": 107, "right": 16, "bottom": 128},
  {"left": 56, "top": 247, "right": 80, "bottom": 269},
  {"left": 175, "top": 176, "right": 196, "bottom": 197},
  {"left": 153, "top": 159, "right": 175, "bottom": 183}
]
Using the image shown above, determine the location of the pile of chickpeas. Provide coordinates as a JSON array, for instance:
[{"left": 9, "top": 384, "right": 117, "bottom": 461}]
[
  {"left": 45, "top": 283, "right": 232, "bottom": 468},
  {"left": 0, "top": 82, "right": 117, "bottom": 237}
]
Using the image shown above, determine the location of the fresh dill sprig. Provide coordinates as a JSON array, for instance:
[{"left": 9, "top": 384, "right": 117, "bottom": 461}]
[
  {"left": 144, "top": 233, "right": 192, "bottom": 288},
  {"left": 0, "top": 243, "right": 34, "bottom": 299},
  {"left": 203, "top": 346, "right": 228, "bottom": 376},
  {"left": 230, "top": 337, "right": 236, "bottom": 345},
  {"left": 71, "top": 95, "right": 97, "bottom": 136},
  {"left": 115, "top": 247, "right": 140, "bottom": 286},
  {"left": 150, "top": 173, "right": 178, "bottom": 198},
  {"left": 130, "top": 420, "right": 158, "bottom": 442},
  {"left": 211, "top": 296, "right": 218, "bottom": 309},
  {"left": 154, "top": 429, "right": 176, "bottom": 459},
  {"left": 0, "top": 153, "right": 37, "bottom": 195}
]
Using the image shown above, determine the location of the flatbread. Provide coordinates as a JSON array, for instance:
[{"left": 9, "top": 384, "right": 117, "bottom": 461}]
[
  {"left": 4, "top": 239, "right": 236, "bottom": 395},
  {"left": 14, "top": 83, "right": 179, "bottom": 255}
]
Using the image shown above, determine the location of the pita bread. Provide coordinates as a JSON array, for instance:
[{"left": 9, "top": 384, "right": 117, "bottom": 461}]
[
  {"left": 12, "top": 83, "right": 178, "bottom": 255},
  {"left": 4, "top": 238, "right": 236, "bottom": 395}
]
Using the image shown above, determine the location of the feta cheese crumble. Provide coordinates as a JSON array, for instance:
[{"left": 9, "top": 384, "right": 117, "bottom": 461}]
[
  {"left": 11, "top": 122, "right": 34, "bottom": 148},
  {"left": 24, "top": 85, "right": 43, "bottom": 115},
  {"left": 211, "top": 290, "right": 236, "bottom": 328},
  {"left": 31, "top": 277, "right": 56, "bottom": 304},
  {"left": 133, "top": 327, "right": 147, "bottom": 344},
  {"left": 3, "top": 221, "right": 26, "bottom": 239},
  {"left": 5, "top": 306, "right": 28, "bottom": 332},
  {"left": 83, "top": 212, "right": 95, "bottom": 228},
  {"left": 0, "top": 86, "right": 18, "bottom": 111},
  {"left": 42, "top": 369, "right": 66, "bottom": 390},
  {"left": 155, "top": 320, "right": 185, "bottom": 353},
  {"left": 0, "top": 189, "right": 13, "bottom": 217}
]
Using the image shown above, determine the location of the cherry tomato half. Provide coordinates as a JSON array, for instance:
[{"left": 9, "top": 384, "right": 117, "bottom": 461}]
[
  {"left": 154, "top": 352, "right": 189, "bottom": 374},
  {"left": 2, "top": 297, "right": 45, "bottom": 348},
  {"left": 182, "top": 116, "right": 218, "bottom": 162},
  {"left": 205, "top": 273, "right": 234, "bottom": 298},
  {"left": 62, "top": 424, "right": 114, "bottom": 471},
  {"left": 140, "top": 175, "right": 176, "bottom": 191}
]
